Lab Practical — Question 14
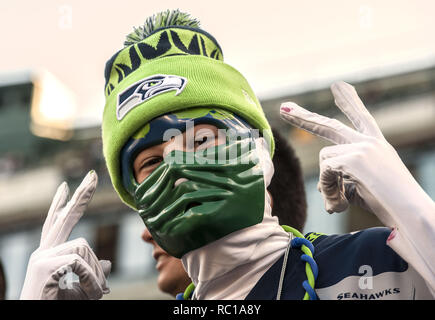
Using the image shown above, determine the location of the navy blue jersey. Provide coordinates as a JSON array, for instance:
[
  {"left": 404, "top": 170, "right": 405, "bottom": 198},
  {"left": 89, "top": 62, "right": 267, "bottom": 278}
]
[{"left": 246, "top": 227, "right": 432, "bottom": 300}]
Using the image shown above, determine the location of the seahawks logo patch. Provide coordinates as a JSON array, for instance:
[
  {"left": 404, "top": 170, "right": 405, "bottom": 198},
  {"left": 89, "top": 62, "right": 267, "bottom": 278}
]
[{"left": 116, "top": 74, "right": 187, "bottom": 120}]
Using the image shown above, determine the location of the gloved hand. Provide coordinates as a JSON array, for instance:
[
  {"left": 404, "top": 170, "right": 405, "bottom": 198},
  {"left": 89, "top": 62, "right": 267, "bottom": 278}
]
[
  {"left": 279, "top": 81, "right": 435, "bottom": 293},
  {"left": 20, "top": 170, "right": 111, "bottom": 300}
]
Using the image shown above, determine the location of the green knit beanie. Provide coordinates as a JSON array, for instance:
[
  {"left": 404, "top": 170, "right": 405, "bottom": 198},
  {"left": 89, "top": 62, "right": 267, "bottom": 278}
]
[{"left": 102, "top": 10, "right": 274, "bottom": 208}]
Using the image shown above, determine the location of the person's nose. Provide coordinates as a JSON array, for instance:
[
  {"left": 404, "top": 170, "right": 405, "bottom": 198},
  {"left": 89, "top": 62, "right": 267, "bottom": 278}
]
[{"left": 142, "top": 228, "right": 153, "bottom": 243}]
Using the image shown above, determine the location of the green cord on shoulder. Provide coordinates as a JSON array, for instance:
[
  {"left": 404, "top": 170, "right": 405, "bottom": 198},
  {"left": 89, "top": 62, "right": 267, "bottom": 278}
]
[
  {"left": 183, "top": 282, "right": 195, "bottom": 300},
  {"left": 281, "top": 225, "right": 316, "bottom": 300}
]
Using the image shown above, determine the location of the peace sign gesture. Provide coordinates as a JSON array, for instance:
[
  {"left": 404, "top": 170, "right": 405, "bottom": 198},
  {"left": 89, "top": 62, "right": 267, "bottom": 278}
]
[
  {"left": 280, "top": 81, "right": 390, "bottom": 217},
  {"left": 20, "top": 171, "right": 111, "bottom": 300},
  {"left": 280, "top": 81, "right": 435, "bottom": 293}
]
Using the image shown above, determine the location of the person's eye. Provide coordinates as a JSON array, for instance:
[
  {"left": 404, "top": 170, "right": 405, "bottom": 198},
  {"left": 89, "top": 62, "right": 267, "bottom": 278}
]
[
  {"left": 194, "top": 132, "right": 216, "bottom": 150},
  {"left": 194, "top": 136, "right": 208, "bottom": 148},
  {"left": 140, "top": 156, "right": 163, "bottom": 169}
]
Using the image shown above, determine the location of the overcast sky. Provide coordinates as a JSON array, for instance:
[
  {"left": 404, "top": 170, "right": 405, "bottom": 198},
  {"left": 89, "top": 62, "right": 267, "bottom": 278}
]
[{"left": 1, "top": 0, "right": 435, "bottom": 125}]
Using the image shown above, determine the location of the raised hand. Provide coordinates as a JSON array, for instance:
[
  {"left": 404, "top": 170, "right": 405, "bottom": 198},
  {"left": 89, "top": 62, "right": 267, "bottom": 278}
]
[
  {"left": 281, "top": 81, "right": 403, "bottom": 219},
  {"left": 20, "top": 171, "right": 111, "bottom": 300},
  {"left": 279, "top": 81, "right": 435, "bottom": 293}
]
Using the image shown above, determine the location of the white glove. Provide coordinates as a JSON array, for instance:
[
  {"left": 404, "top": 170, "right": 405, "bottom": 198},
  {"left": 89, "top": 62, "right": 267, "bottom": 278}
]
[
  {"left": 280, "top": 81, "right": 435, "bottom": 294},
  {"left": 20, "top": 170, "right": 111, "bottom": 300}
]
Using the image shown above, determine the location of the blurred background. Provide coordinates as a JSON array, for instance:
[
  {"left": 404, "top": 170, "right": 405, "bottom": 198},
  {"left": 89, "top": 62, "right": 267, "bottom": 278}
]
[{"left": 0, "top": 0, "right": 434, "bottom": 299}]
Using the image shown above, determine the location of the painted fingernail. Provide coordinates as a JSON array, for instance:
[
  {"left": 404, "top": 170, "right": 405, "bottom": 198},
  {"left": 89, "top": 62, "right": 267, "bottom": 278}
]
[
  {"left": 387, "top": 228, "right": 397, "bottom": 242},
  {"left": 85, "top": 170, "right": 97, "bottom": 183},
  {"left": 281, "top": 106, "right": 292, "bottom": 113}
]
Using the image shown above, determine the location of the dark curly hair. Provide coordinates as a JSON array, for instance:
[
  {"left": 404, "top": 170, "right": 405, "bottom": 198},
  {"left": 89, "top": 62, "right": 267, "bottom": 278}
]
[{"left": 269, "top": 129, "right": 307, "bottom": 232}]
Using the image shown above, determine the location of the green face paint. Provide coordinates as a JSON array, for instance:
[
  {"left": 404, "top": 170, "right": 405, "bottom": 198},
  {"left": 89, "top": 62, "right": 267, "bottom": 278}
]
[{"left": 134, "top": 139, "right": 265, "bottom": 258}]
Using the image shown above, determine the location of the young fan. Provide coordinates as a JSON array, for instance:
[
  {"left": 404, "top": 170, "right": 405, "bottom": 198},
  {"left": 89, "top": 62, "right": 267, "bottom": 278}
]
[{"left": 21, "top": 10, "right": 434, "bottom": 300}]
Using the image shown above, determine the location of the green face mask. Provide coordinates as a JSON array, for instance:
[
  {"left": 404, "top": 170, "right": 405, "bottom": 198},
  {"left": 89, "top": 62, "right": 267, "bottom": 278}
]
[{"left": 134, "top": 139, "right": 265, "bottom": 258}]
